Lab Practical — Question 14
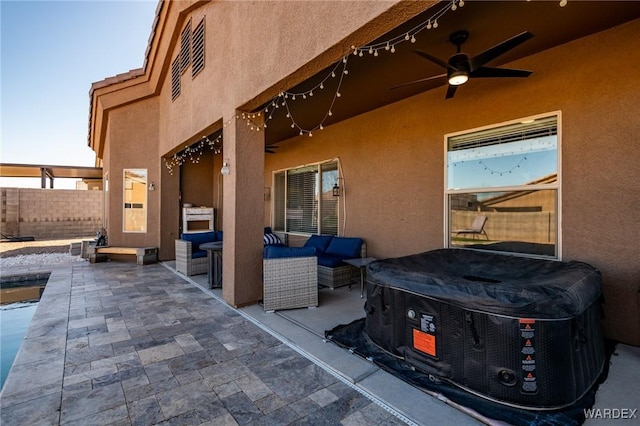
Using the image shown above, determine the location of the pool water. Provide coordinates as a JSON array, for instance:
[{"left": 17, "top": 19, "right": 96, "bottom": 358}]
[
  {"left": 1, "top": 277, "right": 48, "bottom": 390},
  {"left": 1, "top": 301, "right": 38, "bottom": 388}
]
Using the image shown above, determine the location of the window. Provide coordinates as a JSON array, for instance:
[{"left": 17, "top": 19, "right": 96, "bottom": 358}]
[
  {"left": 123, "top": 169, "right": 147, "bottom": 233},
  {"left": 445, "top": 114, "right": 560, "bottom": 258},
  {"left": 273, "top": 161, "right": 339, "bottom": 236},
  {"left": 104, "top": 172, "right": 109, "bottom": 230}
]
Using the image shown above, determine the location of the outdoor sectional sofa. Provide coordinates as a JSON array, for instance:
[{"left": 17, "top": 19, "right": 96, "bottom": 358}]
[
  {"left": 263, "top": 245, "right": 318, "bottom": 312},
  {"left": 175, "top": 230, "right": 222, "bottom": 276},
  {"left": 176, "top": 227, "right": 281, "bottom": 277},
  {"left": 302, "top": 235, "right": 365, "bottom": 289},
  {"left": 261, "top": 233, "right": 365, "bottom": 310}
]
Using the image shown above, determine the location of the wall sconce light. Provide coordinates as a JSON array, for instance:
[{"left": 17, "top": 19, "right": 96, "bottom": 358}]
[
  {"left": 148, "top": 182, "right": 155, "bottom": 191},
  {"left": 264, "top": 187, "right": 271, "bottom": 201},
  {"left": 332, "top": 182, "right": 340, "bottom": 197},
  {"left": 221, "top": 159, "right": 230, "bottom": 176}
]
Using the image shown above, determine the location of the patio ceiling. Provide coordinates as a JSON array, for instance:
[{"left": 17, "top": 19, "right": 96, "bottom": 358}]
[{"left": 260, "top": 1, "right": 640, "bottom": 145}]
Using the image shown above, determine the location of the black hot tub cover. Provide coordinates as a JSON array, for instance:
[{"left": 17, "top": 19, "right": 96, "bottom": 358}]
[{"left": 367, "top": 249, "right": 601, "bottom": 318}]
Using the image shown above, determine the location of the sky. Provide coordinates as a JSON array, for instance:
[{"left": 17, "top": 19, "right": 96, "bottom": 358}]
[{"left": 0, "top": 0, "right": 158, "bottom": 189}]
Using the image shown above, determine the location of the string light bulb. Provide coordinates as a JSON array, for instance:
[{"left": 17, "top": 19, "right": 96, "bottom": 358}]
[{"left": 164, "top": 0, "right": 466, "bottom": 171}]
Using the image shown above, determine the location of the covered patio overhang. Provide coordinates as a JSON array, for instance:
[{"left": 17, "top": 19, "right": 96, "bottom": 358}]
[
  {"left": 236, "top": 1, "right": 640, "bottom": 146},
  {"left": 173, "top": 0, "right": 639, "bottom": 310}
]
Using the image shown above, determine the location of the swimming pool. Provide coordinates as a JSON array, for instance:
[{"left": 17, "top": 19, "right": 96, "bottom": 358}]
[{"left": 0, "top": 276, "right": 48, "bottom": 389}]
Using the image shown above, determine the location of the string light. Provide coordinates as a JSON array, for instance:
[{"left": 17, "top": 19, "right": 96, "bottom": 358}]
[
  {"left": 164, "top": 134, "right": 223, "bottom": 174},
  {"left": 250, "top": 0, "right": 464, "bottom": 139},
  {"left": 166, "top": 0, "right": 563, "bottom": 174}
]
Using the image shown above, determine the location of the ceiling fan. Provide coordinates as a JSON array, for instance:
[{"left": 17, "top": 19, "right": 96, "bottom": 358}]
[
  {"left": 265, "top": 144, "right": 279, "bottom": 154},
  {"left": 391, "top": 30, "right": 534, "bottom": 99}
]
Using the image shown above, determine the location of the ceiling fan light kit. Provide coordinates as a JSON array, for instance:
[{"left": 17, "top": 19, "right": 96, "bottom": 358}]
[
  {"left": 448, "top": 70, "right": 469, "bottom": 86},
  {"left": 393, "top": 29, "right": 534, "bottom": 99}
]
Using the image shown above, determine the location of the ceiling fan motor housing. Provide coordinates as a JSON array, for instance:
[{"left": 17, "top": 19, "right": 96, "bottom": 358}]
[{"left": 448, "top": 53, "right": 471, "bottom": 85}]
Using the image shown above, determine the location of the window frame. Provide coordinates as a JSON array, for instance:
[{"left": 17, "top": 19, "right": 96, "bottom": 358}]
[
  {"left": 123, "top": 168, "right": 148, "bottom": 233},
  {"left": 444, "top": 111, "right": 562, "bottom": 259},
  {"left": 272, "top": 159, "right": 340, "bottom": 237}
]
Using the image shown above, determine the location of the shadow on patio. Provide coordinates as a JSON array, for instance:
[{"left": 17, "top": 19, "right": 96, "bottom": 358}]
[{"left": 168, "top": 262, "right": 640, "bottom": 426}]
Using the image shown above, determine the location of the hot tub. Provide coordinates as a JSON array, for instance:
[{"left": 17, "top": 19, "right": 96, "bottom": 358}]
[{"left": 365, "top": 249, "right": 605, "bottom": 410}]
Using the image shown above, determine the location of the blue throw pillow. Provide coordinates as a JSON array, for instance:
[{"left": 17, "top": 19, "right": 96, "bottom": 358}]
[
  {"left": 303, "top": 235, "right": 333, "bottom": 254},
  {"left": 263, "top": 233, "right": 283, "bottom": 246}
]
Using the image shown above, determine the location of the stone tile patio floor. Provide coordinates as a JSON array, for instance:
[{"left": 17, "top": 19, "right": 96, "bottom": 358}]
[{"left": 0, "top": 261, "right": 407, "bottom": 426}]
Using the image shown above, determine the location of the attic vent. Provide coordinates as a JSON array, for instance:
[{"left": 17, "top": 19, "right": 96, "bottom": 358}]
[
  {"left": 180, "top": 20, "right": 191, "bottom": 73},
  {"left": 171, "top": 55, "right": 181, "bottom": 100},
  {"left": 192, "top": 18, "right": 205, "bottom": 78}
]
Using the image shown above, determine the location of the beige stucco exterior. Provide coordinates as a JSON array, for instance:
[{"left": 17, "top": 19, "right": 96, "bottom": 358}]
[{"left": 89, "top": 1, "right": 640, "bottom": 346}]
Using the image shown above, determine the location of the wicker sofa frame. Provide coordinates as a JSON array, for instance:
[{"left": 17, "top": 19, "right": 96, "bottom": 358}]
[
  {"left": 175, "top": 239, "right": 209, "bottom": 276},
  {"left": 317, "top": 240, "right": 366, "bottom": 289},
  {"left": 263, "top": 256, "right": 318, "bottom": 311}
]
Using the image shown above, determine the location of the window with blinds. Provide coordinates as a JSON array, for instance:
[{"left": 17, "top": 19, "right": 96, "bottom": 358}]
[
  {"left": 273, "top": 161, "right": 339, "bottom": 236},
  {"left": 445, "top": 114, "right": 560, "bottom": 258},
  {"left": 192, "top": 18, "right": 205, "bottom": 78}
]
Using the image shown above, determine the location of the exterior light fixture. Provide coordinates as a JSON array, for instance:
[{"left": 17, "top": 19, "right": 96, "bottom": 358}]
[
  {"left": 332, "top": 182, "right": 340, "bottom": 197},
  {"left": 221, "top": 159, "right": 230, "bottom": 176}
]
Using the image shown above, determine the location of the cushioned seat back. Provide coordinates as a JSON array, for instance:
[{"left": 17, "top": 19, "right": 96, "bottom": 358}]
[
  {"left": 181, "top": 231, "right": 217, "bottom": 247},
  {"left": 325, "top": 237, "right": 363, "bottom": 259},
  {"left": 264, "top": 246, "right": 316, "bottom": 259},
  {"left": 303, "top": 235, "right": 333, "bottom": 254}
]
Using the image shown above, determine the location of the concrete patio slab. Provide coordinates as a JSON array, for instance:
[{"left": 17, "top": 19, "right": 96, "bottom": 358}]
[
  {"left": 0, "top": 261, "right": 409, "bottom": 426},
  {"left": 2, "top": 259, "right": 638, "bottom": 425}
]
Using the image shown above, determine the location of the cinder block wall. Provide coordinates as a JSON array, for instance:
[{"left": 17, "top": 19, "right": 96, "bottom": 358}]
[{"left": 1, "top": 188, "right": 103, "bottom": 239}]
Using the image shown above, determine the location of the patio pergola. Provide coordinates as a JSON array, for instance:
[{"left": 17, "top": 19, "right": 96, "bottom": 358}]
[{"left": 0, "top": 163, "right": 103, "bottom": 188}]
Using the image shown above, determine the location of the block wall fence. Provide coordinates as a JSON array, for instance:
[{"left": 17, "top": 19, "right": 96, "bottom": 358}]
[{"left": 1, "top": 188, "right": 104, "bottom": 239}]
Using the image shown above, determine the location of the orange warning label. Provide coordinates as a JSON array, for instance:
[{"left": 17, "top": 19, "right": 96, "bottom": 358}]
[
  {"left": 519, "top": 318, "right": 535, "bottom": 324},
  {"left": 413, "top": 328, "right": 436, "bottom": 357}
]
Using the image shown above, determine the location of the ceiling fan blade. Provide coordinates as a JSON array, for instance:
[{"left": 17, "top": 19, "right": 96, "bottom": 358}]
[
  {"left": 470, "top": 67, "right": 532, "bottom": 78},
  {"left": 445, "top": 85, "right": 458, "bottom": 99},
  {"left": 265, "top": 150, "right": 276, "bottom": 154},
  {"left": 389, "top": 73, "right": 446, "bottom": 90},
  {"left": 470, "top": 31, "right": 534, "bottom": 71},
  {"left": 413, "top": 50, "right": 457, "bottom": 71}
]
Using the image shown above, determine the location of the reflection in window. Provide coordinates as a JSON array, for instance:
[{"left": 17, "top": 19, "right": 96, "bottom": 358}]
[
  {"left": 446, "top": 115, "right": 559, "bottom": 258},
  {"left": 273, "top": 161, "right": 339, "bottom": 236},
  {"left": 123, "top": 169, "right": 147, "bottom": 233}
]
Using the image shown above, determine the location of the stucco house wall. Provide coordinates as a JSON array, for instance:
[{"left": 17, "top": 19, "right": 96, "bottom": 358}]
[
  {"left": 104, "top": 98, "right": 160, "bottom": 248},
  {"left": 259, "top": 21, "right": 640, "bottom": 345},
  {"left": 90, "top": 1, "right": 639, "bottom": 346}
]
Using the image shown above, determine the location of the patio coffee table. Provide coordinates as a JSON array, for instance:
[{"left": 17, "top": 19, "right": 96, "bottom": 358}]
[
  {"left": 343, "top": 257, "right": 377, "bottom": 298},
  {"left": 200, "top": 241, "right": 223, "bottom": 288}
]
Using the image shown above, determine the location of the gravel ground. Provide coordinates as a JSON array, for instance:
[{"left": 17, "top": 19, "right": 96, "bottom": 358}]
[{"left": 0, "top": 237, "right": 93, "bottom": 268}]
